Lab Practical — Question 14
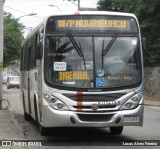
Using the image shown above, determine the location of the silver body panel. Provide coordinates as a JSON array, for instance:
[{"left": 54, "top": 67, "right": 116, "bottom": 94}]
[{"left": 42, "top": 104, "right": 143, "bottom": 127}]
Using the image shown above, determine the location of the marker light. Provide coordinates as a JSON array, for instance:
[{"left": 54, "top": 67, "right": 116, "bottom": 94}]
[
  {"left": 44, "top": 94, "right": 50, "bottom": 100},
  {"left": 74, "top": 11, "right": 80, "bottom": 15}
]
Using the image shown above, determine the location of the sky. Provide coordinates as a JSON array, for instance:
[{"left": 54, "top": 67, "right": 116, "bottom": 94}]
[{"left": 4, "top": 0, "right": 99, "bottom": 36}]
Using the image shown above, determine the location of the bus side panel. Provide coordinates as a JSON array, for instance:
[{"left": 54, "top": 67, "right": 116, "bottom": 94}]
[
  {"left": 21, "top": 70, "right": 29, "bottom": 114},
  {"left": 29, "top": 68, "right": 38, "bottom": 120}
]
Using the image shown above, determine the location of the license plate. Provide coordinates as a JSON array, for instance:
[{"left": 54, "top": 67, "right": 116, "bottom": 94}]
[{"left": 123, "top": 116, "right": 139, "bottom": 122}]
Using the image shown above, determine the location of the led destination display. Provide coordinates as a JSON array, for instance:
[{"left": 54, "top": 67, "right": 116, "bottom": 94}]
[
  {"left": 57, "top": 19, "right": 128, "bottom": 29},
  {"left": 46, "top": 16, "right": 138, "bottom": 33},
  {"left": 55, "top": 19, "right": 130, "bottom": 31}
]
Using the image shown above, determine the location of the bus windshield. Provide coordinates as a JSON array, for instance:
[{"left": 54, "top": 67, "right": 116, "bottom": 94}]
[{"left": 45, "top": 35, "right": 141, "bottom": 89}]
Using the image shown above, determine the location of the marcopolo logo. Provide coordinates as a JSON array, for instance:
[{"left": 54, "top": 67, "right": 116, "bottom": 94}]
[
  {"left": 98, "top": 101, "right": 120, "bottom": 106},
  {"left": 91, "top": 101, "right": 120, "bottom": 111}
]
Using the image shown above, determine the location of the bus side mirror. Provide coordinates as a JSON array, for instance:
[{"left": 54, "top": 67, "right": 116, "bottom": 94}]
[
  {"left": 36, "top": 42, "right": 43, "bottom": 59},
  {"left": 142, "top": 37, "right": 147, "bottom": 52}
]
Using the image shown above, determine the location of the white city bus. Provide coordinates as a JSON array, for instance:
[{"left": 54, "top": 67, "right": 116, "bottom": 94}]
[{"left": 20, "top": 11, "right": 145, "bottom": 135}]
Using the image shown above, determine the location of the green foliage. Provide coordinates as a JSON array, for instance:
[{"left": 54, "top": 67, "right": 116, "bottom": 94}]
[
  {"left": 97, "top": 0, "right": 160, "bottom": 66},
  {"left": 4, "top": 12, "right": 24, "bottom": 67}
]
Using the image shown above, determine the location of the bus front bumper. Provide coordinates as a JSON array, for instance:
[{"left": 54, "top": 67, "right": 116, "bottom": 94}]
[{"left": 42, "top": 104, "right": 144, "bottom": 127}]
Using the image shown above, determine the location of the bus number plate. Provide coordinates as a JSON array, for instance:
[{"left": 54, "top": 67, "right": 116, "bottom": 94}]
[{"left": 123, "top": 116, "right": 139, "bottom": 122}]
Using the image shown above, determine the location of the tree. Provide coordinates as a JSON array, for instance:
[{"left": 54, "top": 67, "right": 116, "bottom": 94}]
[
  {"left": 3, "top": 12, "right": 24, "bottom": 67},
  {"left": 97, "top": 0, "right": 160, "bottom": 66}
]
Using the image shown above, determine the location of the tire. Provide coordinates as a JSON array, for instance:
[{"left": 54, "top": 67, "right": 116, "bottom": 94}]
[
  {"left": 34, "top": 99, "right": 38, "bottom": 123},
  {"left": 39, "top": 124, "right": 48, "bottom": 136},
  {"left": 24, "top": 112, "right": 32, "bottom": 121},
  {"left": 109, "top": 126, "right": 123, "bottom": 135}
]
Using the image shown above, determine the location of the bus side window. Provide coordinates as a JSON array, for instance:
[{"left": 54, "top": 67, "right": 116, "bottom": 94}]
[
  {"left": 30, "top": 35, "right": 37, "bottom": 68},
  {"left": 36, "top": 33, "right": 43, "bottom": 60},
  {"left": 28, "top": 46, "right": 31, "bottom": 71},
  {"left": 20, "top": 47, "right": 24, "bottom": 71},
  {"left": 23, "top": 44, "right": 29, "bottom": 71}
]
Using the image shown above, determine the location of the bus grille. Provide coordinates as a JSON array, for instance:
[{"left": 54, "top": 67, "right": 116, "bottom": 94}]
[
  {"left": 63, "top": 93, "right": 126, "bottom": 102},
  {"left": 63, "top": 93, "right": 126, "bottom": 111},
  {"left": 77, "top": 114, "right": 113, "bottom": 122},
  {"left": 74, "top": 105, "right": 116, "bottom": 109}
]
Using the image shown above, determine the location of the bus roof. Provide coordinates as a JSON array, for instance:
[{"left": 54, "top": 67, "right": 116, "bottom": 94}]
[{"left": 43, "top": 11, "right": 137, "bottom": 20}]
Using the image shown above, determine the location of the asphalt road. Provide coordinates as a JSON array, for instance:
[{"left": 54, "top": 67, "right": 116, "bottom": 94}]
[{"left": 2, "top": 85, "right": 160, "bottom": 148}]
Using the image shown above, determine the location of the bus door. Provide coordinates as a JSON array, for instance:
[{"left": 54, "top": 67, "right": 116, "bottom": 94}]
[{"left": 28, "top": 35, "right": 39, "bottom": 117}]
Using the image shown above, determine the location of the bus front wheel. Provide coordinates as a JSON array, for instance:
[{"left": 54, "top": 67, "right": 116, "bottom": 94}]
[
  {"left": 39, "top": 124, "right": 48, "bottom": 136},
  {"left": 109, "top": 126, "right": 123, "bottom": 135}
]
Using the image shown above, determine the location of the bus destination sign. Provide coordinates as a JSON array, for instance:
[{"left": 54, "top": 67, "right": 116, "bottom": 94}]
[
  {"left": 47, "top": 16, "right": 138, "bottom": 33},
  {"left": 56, "top": 19, "right": 129, "bottom": 30}
]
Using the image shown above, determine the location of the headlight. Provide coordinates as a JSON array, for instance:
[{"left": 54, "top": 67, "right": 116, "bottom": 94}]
[
  {"left": 44, "top": 94, "right": 69, "bottom": 111},
  {"left": 120, "top": 93, "right": 143, "bottom": 110}
]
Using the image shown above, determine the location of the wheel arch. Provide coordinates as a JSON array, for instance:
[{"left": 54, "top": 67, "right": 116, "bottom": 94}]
[{"left": 34, "top": 92, "right": 40, "bottom": 123}]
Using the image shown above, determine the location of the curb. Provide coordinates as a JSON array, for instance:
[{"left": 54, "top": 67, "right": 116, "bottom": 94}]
[
  {"left": 9, "top": 107, "right": 26, "bottom": 139},
  {"left": 144, "top": 104, "right": 160, "bottom": 107},
  {"left": 1, "top": 97, "right": 26, "bottom": 139}
]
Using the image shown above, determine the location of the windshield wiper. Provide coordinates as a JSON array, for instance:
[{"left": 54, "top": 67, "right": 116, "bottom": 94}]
[
  {"left": 78, "top": 42, "right": 87, "bottom": 70},
  {"left": 67, "top": 32, "right": 87, "bottom": 70},
  {"left": 101, "top": 33, "right": 118, "bottom": 69},
  {"left": 102, "top": 33, "right": 118, "bottom": 56},
  {"left": 101, "top": 40, "right": 105, "bottom": 68},
  {"left": 67, "top": 33, "right": 82, "bottom": 57}
]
